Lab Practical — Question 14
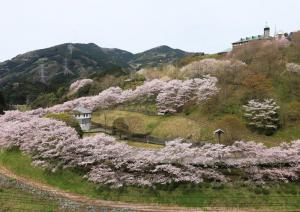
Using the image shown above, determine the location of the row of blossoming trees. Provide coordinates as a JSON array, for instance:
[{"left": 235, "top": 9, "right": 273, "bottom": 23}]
[
  {"left": 1, "top": 111, "right": 300, "bottom": 187},
  {"left": 32, "top": 76, "right": 219, "bottom": 115},
  {"left": 0, "top": 76, "right": 298, "bottom": 187}
]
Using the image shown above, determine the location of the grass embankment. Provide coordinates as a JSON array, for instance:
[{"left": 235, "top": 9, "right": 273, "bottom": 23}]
[
  {"left": 1, "top": 149, "right": 300, "bottom": 210},
  {"left": 0, "top": 149, "right": 97, "bottom": 196},
  {"left": 92, "top": 109, "right": 300, "bottom": 146},
  {"left": 0, "top": 186, "right": 59, "bottom": 211}
]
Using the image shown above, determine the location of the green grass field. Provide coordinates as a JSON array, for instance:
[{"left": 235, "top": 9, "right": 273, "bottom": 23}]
[
  {"left": 92, "top": 109, "right": 300, "bottom": 146},
  {"left": 1, "top": 149, "right": 300, "bottom": 211}
]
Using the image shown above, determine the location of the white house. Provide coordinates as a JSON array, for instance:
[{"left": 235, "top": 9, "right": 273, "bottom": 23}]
[{"left": 73, "top": 106, "right": 92, "bottom": 131}]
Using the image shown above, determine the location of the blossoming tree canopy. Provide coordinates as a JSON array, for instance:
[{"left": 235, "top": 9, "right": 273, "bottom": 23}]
[{"left": 156, "top": 77, "right": 219, "bottom": 113}]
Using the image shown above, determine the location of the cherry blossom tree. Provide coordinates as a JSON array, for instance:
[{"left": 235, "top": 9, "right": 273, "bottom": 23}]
[
  {"left": 156, "top": 76, "right": 219, "bottom": 113},
  {"left": 243, "top": 99, "right": 280, "bottom": 135},
  {"left": 156, "top": 80, "right": 183, "bottom": 113}
]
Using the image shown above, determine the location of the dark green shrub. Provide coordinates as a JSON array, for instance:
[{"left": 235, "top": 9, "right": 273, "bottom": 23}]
[
  {"left": 31, "top": 93, "right": 58, "bottom": 108},
  {"left": 112, "top": 117, "right": 130, "bottom": 139},
  {"left": 76, "top": 84, "right": 92, "bottom": 98}
]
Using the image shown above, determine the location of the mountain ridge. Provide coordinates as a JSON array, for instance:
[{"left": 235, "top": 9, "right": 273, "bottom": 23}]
[{"left": 0, "top": 42, "right": 203, "bottom": 104}]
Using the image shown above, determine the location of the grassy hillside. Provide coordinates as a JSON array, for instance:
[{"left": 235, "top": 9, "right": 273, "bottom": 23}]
[
  {"left": 92, "top": 109, "right": 300, "bottom": 146},
  {"left": 92, "top": 109, "right": 207, "bottom": 139},
  {"left": 128, "top": 32, "right": 300, "bottom": 146},
  {"left": 1, "top": 149, "right": 300, "bottom": 210}
]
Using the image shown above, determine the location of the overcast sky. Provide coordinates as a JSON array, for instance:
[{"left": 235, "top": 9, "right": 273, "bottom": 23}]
[{"left": 1, "top": 0, "right": 300, "bottom": 62}]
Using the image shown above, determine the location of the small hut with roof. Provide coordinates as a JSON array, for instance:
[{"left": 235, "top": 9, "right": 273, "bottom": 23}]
[{"left": 73, "top": 106, "right": 92, "bottom": 131}]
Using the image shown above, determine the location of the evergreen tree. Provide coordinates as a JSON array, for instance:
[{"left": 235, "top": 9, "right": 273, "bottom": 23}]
[{"left": 0, "top": 91, "right": 6, "bottom": 114}]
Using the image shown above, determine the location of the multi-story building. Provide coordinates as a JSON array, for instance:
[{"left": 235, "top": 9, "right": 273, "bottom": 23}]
[
  {"left": 232, "top": 24, "right": 292, "bottom": 50},
  {"left": 232, "top": 25, "right": 272, "bottom": 49}
]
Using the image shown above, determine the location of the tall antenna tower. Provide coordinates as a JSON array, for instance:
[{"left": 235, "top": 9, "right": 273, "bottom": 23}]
[
  {"left": 39, "top": 64, "right": 47, "bottom": 84},
  {"left": 68, "top": 44, "right": 74, "bottom": 56},
  {"left": 63, "top": 58, "right": 73, "bottom": 75}
]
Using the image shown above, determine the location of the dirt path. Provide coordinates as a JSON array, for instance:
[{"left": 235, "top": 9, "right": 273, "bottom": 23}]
[{"left": 0, "top": 165, "right": 202, "bottom": 212}]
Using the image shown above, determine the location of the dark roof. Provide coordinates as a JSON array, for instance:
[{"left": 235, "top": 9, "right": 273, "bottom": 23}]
[
  {"left": 214, "top": 129, "right": 225, "bottom": 134},
  {"left": 73, "top": 106, "right": 92, "bottom": 114}
]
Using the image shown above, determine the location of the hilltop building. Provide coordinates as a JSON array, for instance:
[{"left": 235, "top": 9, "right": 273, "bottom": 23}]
[
  {"left": 73, "top": 106, "right": 92, "bottom": 131},
  {"left": 232, "top": 25, "right": 290, "bottom": 50}
]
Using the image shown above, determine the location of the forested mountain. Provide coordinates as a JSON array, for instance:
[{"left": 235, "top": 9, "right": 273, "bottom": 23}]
[
  {"left": 0, "top": 43, "right": 199, "bottom": 105},
  {"left": 129, "top": 45, "right": 200, "bottom": 69}
]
